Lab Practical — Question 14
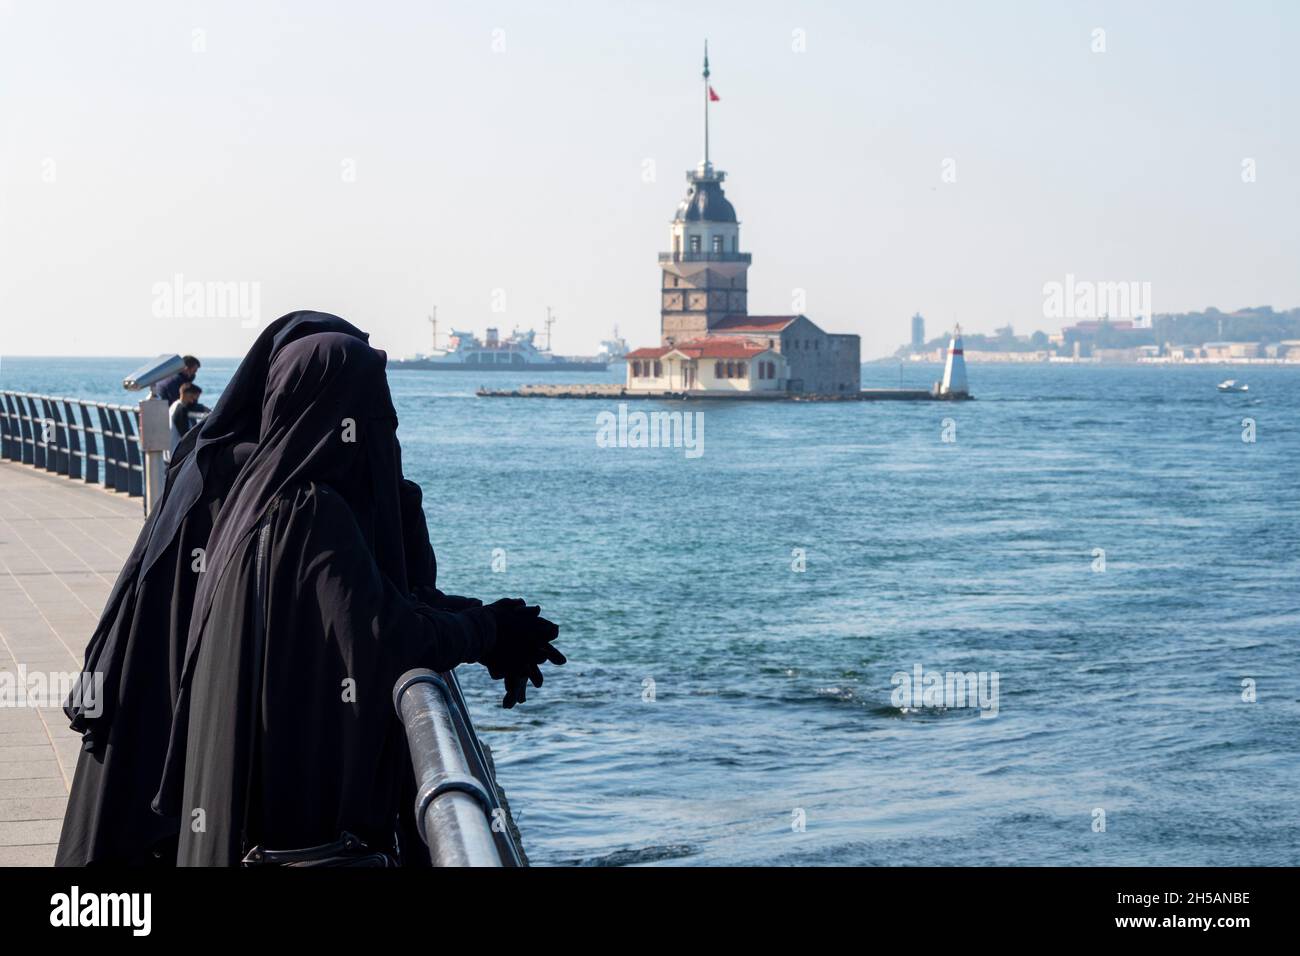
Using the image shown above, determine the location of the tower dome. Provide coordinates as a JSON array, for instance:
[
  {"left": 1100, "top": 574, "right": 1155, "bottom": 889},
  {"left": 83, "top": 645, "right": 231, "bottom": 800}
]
[{"left": 675, "top": 168, "right": 738, "bottom": 223}]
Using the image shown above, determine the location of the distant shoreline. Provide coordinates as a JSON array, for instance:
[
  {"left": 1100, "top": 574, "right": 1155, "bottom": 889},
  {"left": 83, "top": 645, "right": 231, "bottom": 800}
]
[{"left": 866, "top": 357, "right": 1300, "bottom": 367}]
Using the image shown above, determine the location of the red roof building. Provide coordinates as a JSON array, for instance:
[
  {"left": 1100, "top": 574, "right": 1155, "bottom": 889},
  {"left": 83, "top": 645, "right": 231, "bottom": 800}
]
[{"left": 707, "top": 315, "right": 799, "bottom": 333}]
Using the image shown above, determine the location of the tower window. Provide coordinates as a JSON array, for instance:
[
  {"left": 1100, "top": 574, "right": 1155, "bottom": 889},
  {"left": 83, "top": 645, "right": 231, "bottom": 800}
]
[
  {"left": 732, "top": 236, "right": 737, "bottom": 252},
  {"left": 712, "top": 236, "right": 723, "bottom": 253},
  {"left": 690, "top": 235, "right": 701, "bottom": 253},
  {"left": 673, "top": 276, "right": 679, "bottom": 287}
]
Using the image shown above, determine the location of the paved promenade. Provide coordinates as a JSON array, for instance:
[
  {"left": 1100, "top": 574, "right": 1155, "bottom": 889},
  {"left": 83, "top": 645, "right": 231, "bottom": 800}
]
[{"left": 0, "top": 461, "right": 142, "bottom": 865}]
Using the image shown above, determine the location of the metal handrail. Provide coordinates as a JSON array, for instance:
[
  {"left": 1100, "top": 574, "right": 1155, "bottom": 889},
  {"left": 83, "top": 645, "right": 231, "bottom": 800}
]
[
  {"left": 658, "top": 250, "right": 752, "bottom": 264},
  {"left": 0, "top": 390, "right": 147, "bottom": 511},
  {"left": 393, "top": 668, "right": 526, "bottom": 867}
]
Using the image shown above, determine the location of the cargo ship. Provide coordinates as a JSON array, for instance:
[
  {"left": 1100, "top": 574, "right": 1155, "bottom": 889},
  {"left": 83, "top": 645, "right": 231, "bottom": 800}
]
[
  {"left": 598, "top": 326, "right": 630, "bottom": 364},
  {"left": 392, "top": 325, "right": 607, "bottom": 372}
]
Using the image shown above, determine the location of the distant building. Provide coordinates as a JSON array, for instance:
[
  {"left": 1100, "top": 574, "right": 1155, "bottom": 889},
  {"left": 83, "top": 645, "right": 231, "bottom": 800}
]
[
  {"left": 626, "top": 45, "right": 860, "bottom": 397},
  {"left": 911, "top": 313, "right": 925, "bottom": 350},
  {"left": 1092, "top": 348, "right": 1143, "bottom": 363},
  {"left": 1202, "top": 342, "right": 1261, "bottom": 360}
]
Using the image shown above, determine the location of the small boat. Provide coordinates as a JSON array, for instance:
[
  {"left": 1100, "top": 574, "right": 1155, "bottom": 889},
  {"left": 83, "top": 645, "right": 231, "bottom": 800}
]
[{"left": 1217, "top": 379, "right": 1249, "bottom": 393}]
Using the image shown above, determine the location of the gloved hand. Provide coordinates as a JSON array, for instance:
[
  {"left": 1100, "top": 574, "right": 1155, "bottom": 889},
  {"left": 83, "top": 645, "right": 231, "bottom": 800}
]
[{"left": 480, "top": 598, "right": 564, "bottom": 708}]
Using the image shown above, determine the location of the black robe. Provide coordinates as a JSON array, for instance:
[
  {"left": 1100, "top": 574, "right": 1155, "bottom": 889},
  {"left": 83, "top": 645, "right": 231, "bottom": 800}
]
[
  {"left": 150, "top": 330, "right": 498, "bottom": 865},
  {"left": 165, "top": 482, "right": 494, "bottom": 864},
  {"left": 54, "top": 444, "right": 260, "bottom": 866}
]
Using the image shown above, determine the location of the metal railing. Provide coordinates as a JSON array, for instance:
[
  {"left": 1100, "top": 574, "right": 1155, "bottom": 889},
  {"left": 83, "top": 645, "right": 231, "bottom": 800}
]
[
  {"left": 393, "top": 668, "right": 526, "bottom": 867},
  {"left": 658, "top": 250, "right": 752, "bottom": 264},
  {"left": 0, "top": 390, "right": 147, "bottom": 510}
]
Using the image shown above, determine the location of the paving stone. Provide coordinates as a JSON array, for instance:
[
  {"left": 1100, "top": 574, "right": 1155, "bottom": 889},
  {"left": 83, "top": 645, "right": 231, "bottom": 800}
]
[
  {"left": 0, "top": 843, "right": 58, "bottom": 865},
  {"left": 0, "top": 462, "right": 140, "bottom": 864},
  {"left": 0, "top": 819, "right": 63, "bottom": 846}
]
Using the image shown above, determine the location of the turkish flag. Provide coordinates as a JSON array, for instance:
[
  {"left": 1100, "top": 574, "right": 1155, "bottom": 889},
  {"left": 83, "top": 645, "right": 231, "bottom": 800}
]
[{"left": 708, "top": 86, "right": 720, "bottom": 102}]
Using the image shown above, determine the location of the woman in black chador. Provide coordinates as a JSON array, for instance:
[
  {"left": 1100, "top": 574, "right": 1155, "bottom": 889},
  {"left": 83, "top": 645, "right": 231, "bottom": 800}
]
[{"left": 57, "top": 312, "right": 562, "bottom": 866}]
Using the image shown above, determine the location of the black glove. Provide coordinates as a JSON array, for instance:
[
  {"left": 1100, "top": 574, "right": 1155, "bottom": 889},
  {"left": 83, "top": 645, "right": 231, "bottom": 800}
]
[{"left": 480, "top": 598, "right": 565, "bottom": 708}]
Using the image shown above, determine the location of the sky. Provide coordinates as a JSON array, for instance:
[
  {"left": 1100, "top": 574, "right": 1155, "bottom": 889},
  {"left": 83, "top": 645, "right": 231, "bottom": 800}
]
[{"left": 0, "top": 0, "right": 1295, "bottom": 360}]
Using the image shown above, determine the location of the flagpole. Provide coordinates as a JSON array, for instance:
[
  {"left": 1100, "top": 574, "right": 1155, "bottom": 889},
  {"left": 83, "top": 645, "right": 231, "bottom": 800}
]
[{"left": 703, "top": 40, "right": 710, "bottom": 168}]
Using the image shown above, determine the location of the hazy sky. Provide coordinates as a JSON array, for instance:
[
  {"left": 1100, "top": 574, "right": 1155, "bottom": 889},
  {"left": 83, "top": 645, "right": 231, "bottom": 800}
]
[{"left": 1, "top": 0, "right": 1295, "bottom": 360}]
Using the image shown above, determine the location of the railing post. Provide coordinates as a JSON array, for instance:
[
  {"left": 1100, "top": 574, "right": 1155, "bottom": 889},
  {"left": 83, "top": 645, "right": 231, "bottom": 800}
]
[
  {"left": 79, "top": 403, "right": 99, "bottom": 485},
  {"left": 0, "top": 394, "right": 12, "bottom": 459},
  {"left": 46, "top": 399, "right": 69, "bottom": 476},
  {"left": 137, "top": 396, "right": 170, "bottom": 514},
  {"left": 25, "top": 396, "right": 44, "bottom": 469},
  {"left": 61, "top": 400, "right": 83, "bottom": 480}
]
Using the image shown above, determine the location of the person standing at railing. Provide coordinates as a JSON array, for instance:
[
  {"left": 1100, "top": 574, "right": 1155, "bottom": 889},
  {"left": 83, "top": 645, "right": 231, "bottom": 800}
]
[
  {"left": 151, "top": 329, "right": 563, "bottom": 866},
  {"left": 153, "top": 354, "right": 201, "bottom": 404},
  {"left": 168, "top": 383, "right": 207, "bottom": 455},
  {"left": 59, "top": 315, "right": 361, "bottom": 867},
  {"left": 58, "top": 312, "right": 564, "bottom": 868}
]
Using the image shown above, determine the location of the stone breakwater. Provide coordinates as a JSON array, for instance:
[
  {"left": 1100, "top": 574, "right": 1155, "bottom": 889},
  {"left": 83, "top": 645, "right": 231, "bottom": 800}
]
[{"left": 476, "top": 384, "right": 964, "bottom": 401}]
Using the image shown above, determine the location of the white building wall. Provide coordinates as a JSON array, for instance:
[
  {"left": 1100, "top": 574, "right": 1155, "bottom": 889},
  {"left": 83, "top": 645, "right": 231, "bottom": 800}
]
[
  {"left": 671, "top": 220, "right": 740, "bottom": 257},
  {"left": 628, "top": 351, "right": 784, "bottom": 392},
  {"left": 626, "top": 358, "right": 671, "bottom": 391},
  {"left": 696, "top": 359, "right": 750, "bottom": 392},
  {"left": 751, "top": 357, "right": 786, "bottom": 391},
  {"left": 695, "top": 353, "right": 783, "bottom": 392}
]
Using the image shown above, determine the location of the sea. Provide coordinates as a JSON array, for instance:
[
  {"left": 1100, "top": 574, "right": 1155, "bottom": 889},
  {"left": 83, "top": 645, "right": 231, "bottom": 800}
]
[{"left": 3, "top": 355, "right": 1298, "bottom": 866}]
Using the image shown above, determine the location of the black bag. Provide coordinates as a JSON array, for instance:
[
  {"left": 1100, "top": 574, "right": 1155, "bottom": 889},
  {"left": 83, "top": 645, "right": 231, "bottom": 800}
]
[{"left": 241, "top": 831, "right": 396, "bottom": 868}]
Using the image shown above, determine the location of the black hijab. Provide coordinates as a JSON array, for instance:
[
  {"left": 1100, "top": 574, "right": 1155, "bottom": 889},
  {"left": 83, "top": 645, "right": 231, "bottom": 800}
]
[{"left": 199, "top": 330, "right": 405, "bottom": 608}]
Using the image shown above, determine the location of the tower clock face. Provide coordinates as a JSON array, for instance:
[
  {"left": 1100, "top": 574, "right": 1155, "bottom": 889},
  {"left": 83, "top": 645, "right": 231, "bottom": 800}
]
[
  {"left": 662, "top": 292, "right": 683, "bottom": 311},
  {"left": 687, "top": 292, "right": 707, "bottom": 311},
  {"left": 728, "top": 291, "right": 746, "bottom": 309}
]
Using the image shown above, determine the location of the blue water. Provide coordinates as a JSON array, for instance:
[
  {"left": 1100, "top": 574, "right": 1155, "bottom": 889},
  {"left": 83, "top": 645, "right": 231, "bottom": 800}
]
[{"left": 4, "top": 356, "right": 1299, "bottom": 866}]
